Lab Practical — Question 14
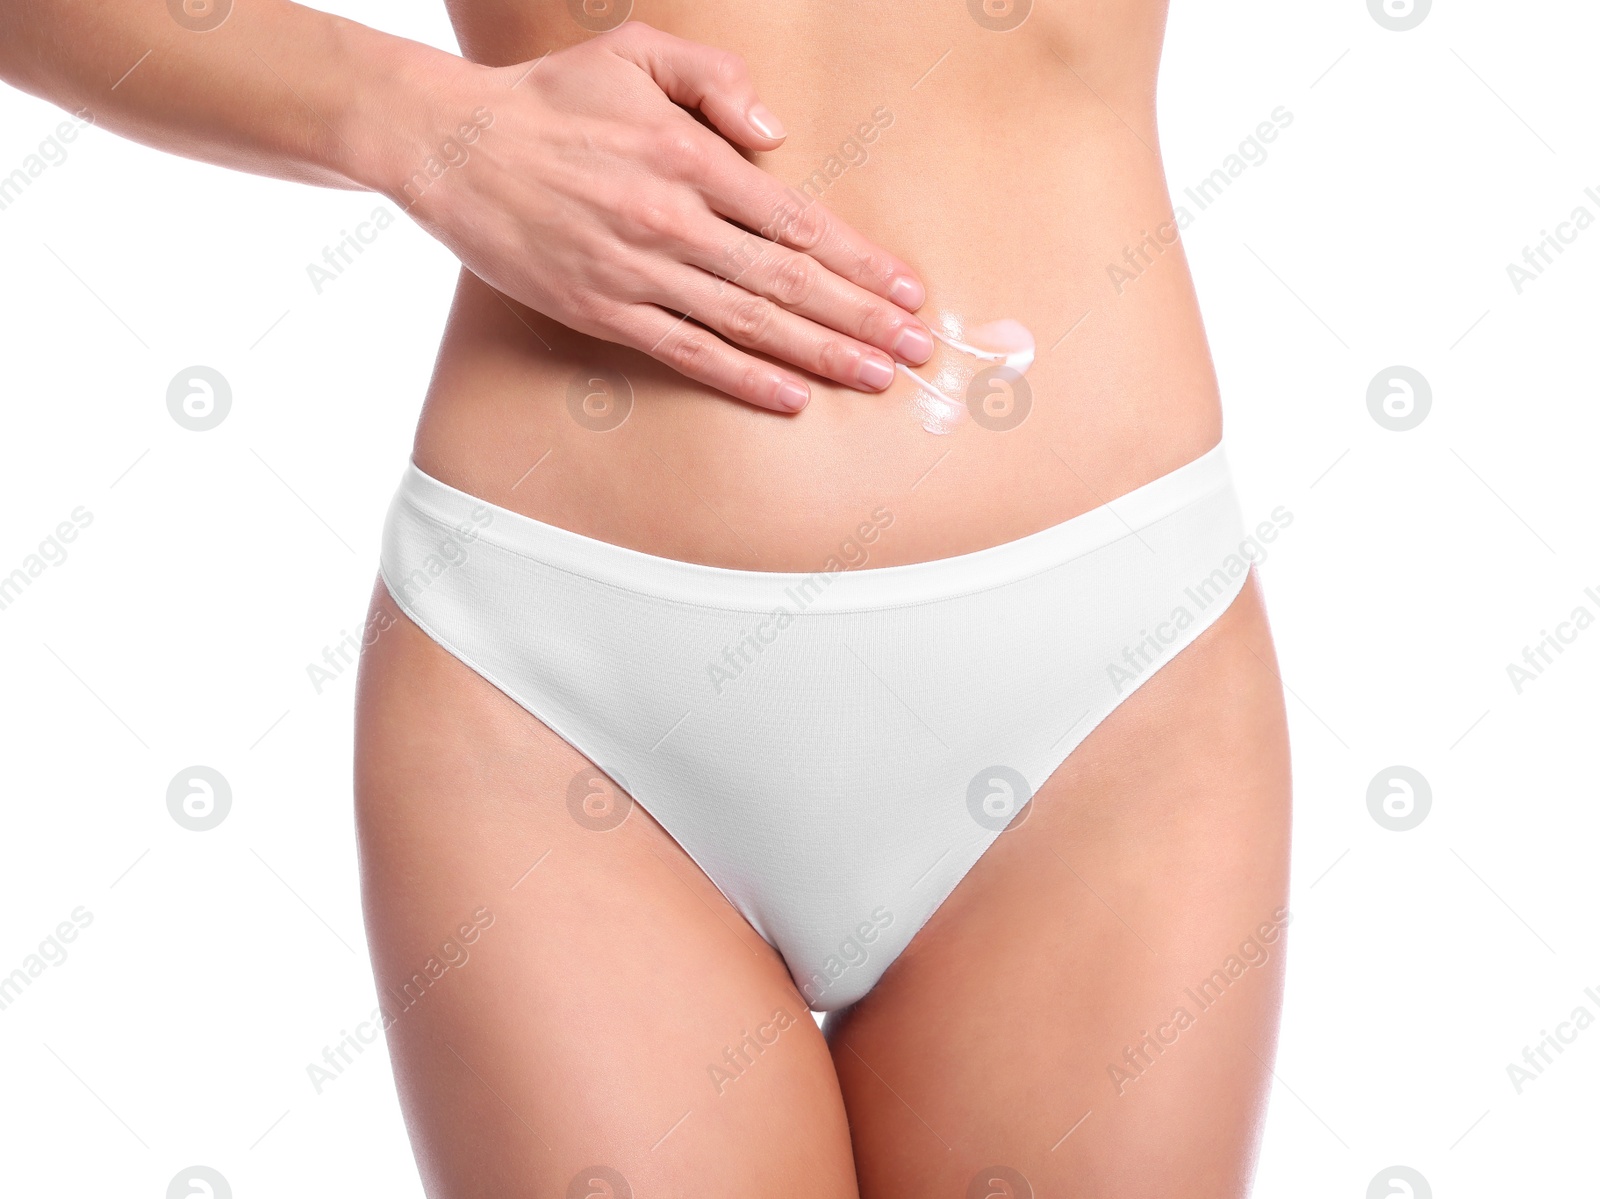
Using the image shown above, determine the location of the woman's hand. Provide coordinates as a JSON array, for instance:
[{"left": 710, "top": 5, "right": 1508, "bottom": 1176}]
[
  {"left": 389, "top": 23, "right": 934, "bottom": 413},
  {"left": 1, "top": 4, "right": 922, "bottom": 410}
]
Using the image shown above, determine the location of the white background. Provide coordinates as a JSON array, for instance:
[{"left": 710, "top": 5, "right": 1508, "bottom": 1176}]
[{"left": 2, "top": 0, "right": 1596, "bottom": 1195}]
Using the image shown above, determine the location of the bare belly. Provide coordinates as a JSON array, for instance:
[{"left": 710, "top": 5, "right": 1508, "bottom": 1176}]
[{"left": 414, "top": 0, "right": 1219, "bottom": 570}]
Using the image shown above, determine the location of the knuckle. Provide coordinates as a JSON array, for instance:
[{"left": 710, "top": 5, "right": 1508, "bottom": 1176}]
[
  {"left": 852, "top": 249, "right": 892, "bottom": 289},
  {"left": 710, "top": 51, "right": 748, "bottom": 88},
  {"left": 563, "top": 285, "right": 608, "bottom": 323},
  {"left": 853, "top": 293, "right": 887, "bottom": 337},
  {"left": 568, "top": 298, "right": 625, "bottom": 342},
  {"left": 785, "top": 201, "right": 828, "bottom": 251},
  {"left": 660, "top": 130, "right": 708, "bottom": 176},
  {"left": 744, "top": 233, "right": 783, "bottom": 274},
  {"left": 623, "top": 196, "right": 686, "bottom": 243},
  {"left": 769, "top": 254, "right": 817, "bottom": 306},
  {"left": 737, "top": 362, "right": 768, "bottom": 403},
  {"left": 717, "top": 232, "right": 765, "bottom": 282},
  {"left": 813, "top": 337, "right": 854, "bottom": 380},
  {"left": 665, "top": 329, "right": 717, "bottom": 375},
  {"left": 724, "top": 296, "right": 774, "bottom": 343},
  {"left": 758, "top": 195, "right": 802, "bottom": 242}
]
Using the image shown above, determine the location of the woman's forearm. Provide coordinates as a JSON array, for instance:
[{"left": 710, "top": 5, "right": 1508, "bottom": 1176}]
[
  {"left": 0, "top": 9, "right": 934, "bottom": 410},
  {"left": 0, "top": 0, "right": 464, "bottom": 195}
]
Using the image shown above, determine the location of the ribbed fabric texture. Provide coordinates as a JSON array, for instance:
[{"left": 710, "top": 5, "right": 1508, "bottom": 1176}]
[{"left": 379, "top": 444, "right": 1251, "bottom": 1010}]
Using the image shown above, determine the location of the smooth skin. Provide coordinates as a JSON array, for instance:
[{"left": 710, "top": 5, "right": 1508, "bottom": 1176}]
[
  {"left": 5, "top": 0, "right": 1293, "bottom": 1193},
  {"left": 354, "top": 567, "right": 1288, "bottom": 1197}
]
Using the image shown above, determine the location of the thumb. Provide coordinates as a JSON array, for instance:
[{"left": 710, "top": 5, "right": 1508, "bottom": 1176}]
[{"left": 604, "top": 23, "right": 787, "bottom": 150}]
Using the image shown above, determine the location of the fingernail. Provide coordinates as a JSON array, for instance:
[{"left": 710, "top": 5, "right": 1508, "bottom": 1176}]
[
  {"left": 749, "top": 104, "right": 786, "bottom": 141},
  {"left": 888, "top": 275, "right": 925, "bottom": 309},
  {"left": 777, "top": 379, "right": 809, "bottom": 410},
  {"left": 892, "top": 324, "right": 933, "bottom": 364},
  {"left": 858, "top": 355, "right": 895, "bottom": 390}
]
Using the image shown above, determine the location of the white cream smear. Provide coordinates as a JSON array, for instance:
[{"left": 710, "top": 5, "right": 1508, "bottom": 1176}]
[{"left": 895, "top": 316, "right": 1037, "bottom": 435}]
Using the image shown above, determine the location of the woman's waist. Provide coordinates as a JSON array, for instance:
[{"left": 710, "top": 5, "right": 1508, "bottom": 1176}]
[
  {"left": 384, "top": 439, "right": 1243, "bottom": 619},
  {"left": 412, "top": 111, "right": 1218, "bottom": 570},
  {"left": 411, "top": 272, "right": 1222, "bottom": 571}
]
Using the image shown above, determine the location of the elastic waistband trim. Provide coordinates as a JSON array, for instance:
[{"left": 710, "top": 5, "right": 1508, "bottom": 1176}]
[{"left": 388, "top": 441, "right": 1235, "bottom": 613}]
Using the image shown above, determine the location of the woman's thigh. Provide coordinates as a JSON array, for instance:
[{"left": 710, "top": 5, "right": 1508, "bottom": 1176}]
[
  {"left": 352, "top": 577, "right": 859, "bottom": 1199},
  {"left": 828, "top": 574, "right": 1292, "bottom": 1199}
]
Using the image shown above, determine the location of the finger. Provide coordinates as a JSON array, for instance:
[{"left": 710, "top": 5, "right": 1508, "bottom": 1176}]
[
  {"left": 685, "top": 222, "right": 934, "bottom": 367},
  {"left": 655, "top": 265, "right": 901, "bottom": 393},
  {"left": 700, "top": 159, "right": 928, "bottom": 312},
  {"left": 601, "top": 23, "right": 788, "bottom": 152},
  {"left": 609, "top": 302, "right": 812, "bottom": 413}
]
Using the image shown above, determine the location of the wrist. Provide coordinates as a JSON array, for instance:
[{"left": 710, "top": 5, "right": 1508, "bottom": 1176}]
[{"left": 325, "top": 18, "right": 491, "bottom": 205}]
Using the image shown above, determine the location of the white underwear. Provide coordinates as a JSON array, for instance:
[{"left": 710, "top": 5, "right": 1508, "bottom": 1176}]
[{"left": 378, "top": 442, "right": 1252, "bottom": 1011}]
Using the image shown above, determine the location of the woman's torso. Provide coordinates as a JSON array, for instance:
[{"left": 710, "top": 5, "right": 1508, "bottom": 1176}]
[{"left": 415, "top": 0, "right": 1220, "bottom": 570}]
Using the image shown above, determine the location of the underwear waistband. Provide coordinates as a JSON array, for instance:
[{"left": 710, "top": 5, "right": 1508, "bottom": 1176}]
[{"left": 386, "top": 441, "right": 1238, "bottom": 614}]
